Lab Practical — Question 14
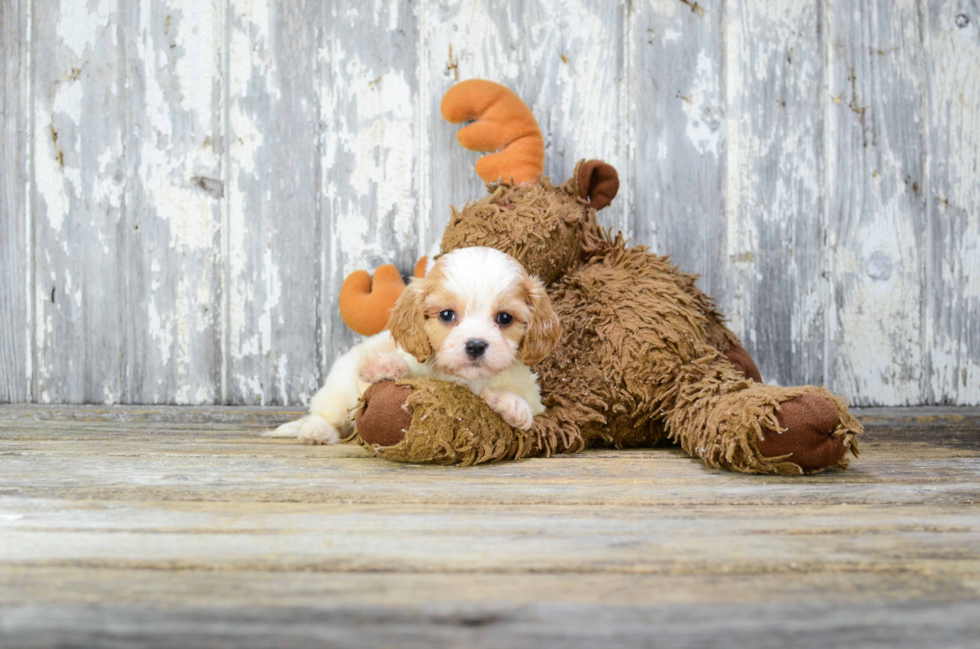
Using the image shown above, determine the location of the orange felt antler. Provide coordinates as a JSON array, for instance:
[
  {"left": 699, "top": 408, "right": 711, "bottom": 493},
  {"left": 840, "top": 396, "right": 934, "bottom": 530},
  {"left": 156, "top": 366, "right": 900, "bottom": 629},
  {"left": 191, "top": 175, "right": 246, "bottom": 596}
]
[
  {"left": 339, "top": 265, "right": 405, "bottom": 337},
  {"left": 441, "top": 80, "right": 544, "bottom": 185},
  {"left": 339, "top": 259, "right": 428, "bottom": 336}
]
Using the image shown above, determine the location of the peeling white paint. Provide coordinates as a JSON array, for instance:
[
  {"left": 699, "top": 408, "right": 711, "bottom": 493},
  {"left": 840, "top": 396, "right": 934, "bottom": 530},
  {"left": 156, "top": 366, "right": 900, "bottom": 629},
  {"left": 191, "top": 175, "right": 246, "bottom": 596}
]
[
  {"left": 58, "top": 0, "right": 114, "bottom": 58},
  {"left": 682, "top": 51, "right": 722, "bottom": 157},
  {"left": 10, "top": 0, "right": 979, "bottom": 406},
  {"left": 33, "top": 119, "right": 69, "bottom": 233}
]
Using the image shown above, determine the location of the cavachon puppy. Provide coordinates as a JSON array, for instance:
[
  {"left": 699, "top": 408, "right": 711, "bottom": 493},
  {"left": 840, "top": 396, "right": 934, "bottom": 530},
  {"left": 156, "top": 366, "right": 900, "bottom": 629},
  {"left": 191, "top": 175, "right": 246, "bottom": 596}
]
[{"left": 269, "top": 246, "right": 560, "bottom": 443}]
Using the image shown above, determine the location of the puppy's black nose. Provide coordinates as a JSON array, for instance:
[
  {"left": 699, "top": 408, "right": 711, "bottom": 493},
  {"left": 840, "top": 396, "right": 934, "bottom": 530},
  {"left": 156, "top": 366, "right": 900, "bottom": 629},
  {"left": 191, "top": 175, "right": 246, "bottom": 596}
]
[{"left": 465, "top": 339, "right": 488, "bottom": 359}]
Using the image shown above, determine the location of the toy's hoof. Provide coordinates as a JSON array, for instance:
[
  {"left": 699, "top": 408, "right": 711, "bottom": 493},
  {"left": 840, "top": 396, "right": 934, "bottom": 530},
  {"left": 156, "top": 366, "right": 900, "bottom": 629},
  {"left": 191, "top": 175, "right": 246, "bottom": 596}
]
[
  {"left": 759, "top": 393, "right": 847, "bottom": 470},
  {"left": 724, "top": 344, "right": 762, "bottom": 382},
  {"left": 355, "top": 382, "right": 414, "bottom": 447}
]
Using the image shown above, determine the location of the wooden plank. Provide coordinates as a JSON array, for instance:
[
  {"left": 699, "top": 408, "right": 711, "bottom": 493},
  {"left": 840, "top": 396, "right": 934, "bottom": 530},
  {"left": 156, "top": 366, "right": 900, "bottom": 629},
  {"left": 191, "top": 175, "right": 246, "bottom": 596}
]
[
  {"left": 725, "top": 0, "right": 827, "bottom": 387},
  {"left": 424, "top": 0, "right": 630, "bottom": 239},
  {"left": 2, "top": 595, "right": 976, "bottom": 648},
  {"left": 0, "top": 0, "right": 30, "bottom": 402},
  {"left": 2, "top": 497, "right": 978, "bottom": 573},
  {"left": 633, "top": 0, "right": 728, "bottom": 306},
  {"left": 0, "top": 406, "right": 977, "bottom": 508},
  {"left": 0, "top": 405, "right": 978, "bottom": 646},
  {"left": 3, "top": 568, "right": 977, "bottom": 611},
  {"left": 826, "top": 0, "right": 927, "bottom": 405},
  {"left": 924, "top": 1, "right": 980, "bottom": 404},
  {"left": 122, "top": 0, "right": 224, "bottom": 404},
  {"left": 317, "top": 0, "right": 422, "bottom": 379},
  {"left": 225, "top": 0, "right": 321, "bottom": 405},
  {"left": 1, "top": 445, "right": 977, "bottom": 505},
  {"left": 3, "top": 403, "right": 980, "bottom": 429},
  {"left": 31, "top": 0, "right": 128, "bottom": 404}
]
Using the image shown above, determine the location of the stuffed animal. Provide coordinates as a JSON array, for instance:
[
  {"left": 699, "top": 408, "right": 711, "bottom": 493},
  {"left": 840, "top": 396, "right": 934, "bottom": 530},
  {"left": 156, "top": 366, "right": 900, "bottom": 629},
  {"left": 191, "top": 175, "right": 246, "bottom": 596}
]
[{"left": 339, "top": 79, "right": 862, "bottom": 474}]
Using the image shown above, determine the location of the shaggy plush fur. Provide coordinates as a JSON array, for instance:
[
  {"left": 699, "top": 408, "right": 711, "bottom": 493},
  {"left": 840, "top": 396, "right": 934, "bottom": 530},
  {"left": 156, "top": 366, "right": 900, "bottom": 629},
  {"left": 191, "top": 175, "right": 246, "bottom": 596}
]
[{"left": 354, "top": 161, "right": 862, "bottom": 473}]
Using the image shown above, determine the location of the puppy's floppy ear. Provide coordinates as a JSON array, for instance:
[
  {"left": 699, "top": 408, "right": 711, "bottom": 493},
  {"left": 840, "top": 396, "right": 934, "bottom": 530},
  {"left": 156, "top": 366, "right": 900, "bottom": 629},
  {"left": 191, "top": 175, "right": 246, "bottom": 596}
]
[
  {"left": 386, "top": 281, "right": 432, "bottom": 362},
  {"left": 519, "top": 276, "right": 561, "bottom": 366}
]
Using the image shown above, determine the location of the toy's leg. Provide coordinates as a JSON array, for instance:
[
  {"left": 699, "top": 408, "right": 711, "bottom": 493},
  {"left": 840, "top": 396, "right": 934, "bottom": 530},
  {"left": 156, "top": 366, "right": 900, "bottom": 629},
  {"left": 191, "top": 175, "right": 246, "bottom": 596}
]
[
  {"left": 354, "top": 379, "right": 584, "bottom": 465},
  {"left": 678, "top": 273, "right": 763, "bottom": 382},
  {"left": 663, "top": 351, "right": 861, "bottom": 474},
  {"left": 721, "top": 342, "right": 762, "bottom": 383}
]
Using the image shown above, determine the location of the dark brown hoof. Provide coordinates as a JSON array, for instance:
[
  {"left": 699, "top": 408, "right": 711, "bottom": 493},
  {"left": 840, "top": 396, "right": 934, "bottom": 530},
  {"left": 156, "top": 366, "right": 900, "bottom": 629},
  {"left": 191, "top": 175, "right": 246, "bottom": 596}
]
[
  {"left": 724, "top": 344, "right": 762, "bottom": 383},
  {"left": 759, "top": 393, "right": 847, "bottom": 470},
  {"left": 355, "top": 382, "right": 414, "bottom": 447}
]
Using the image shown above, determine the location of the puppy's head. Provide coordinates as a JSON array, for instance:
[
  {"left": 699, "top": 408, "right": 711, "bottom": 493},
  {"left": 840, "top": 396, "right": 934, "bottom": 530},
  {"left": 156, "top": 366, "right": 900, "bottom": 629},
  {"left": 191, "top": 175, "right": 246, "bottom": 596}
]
[{"left": 387, "top": 247, "right": 561, "bottom": 380}]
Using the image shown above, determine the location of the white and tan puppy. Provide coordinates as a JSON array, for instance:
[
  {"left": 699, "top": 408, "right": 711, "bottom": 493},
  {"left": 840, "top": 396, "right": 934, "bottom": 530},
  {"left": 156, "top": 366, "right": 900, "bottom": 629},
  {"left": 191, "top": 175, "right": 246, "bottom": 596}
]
[{"left": 269, "top": 247, "right": 560, "bottom": 444}]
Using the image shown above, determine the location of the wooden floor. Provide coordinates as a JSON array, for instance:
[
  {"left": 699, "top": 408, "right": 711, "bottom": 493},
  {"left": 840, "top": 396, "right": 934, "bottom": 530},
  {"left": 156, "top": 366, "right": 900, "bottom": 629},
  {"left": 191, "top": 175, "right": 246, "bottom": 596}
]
[{"left": 0, "top": 406, "right": 978, "bottom": 648}]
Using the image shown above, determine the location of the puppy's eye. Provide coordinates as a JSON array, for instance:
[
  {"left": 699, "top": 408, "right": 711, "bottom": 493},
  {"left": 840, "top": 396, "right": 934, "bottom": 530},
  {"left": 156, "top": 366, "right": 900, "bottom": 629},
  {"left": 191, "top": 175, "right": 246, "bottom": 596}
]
[
  {"left": 495, "top": 312, "right": 514, "bottom": 326},
  {"left": 438, "top": 310, "right": 456, "bottom": 323}
]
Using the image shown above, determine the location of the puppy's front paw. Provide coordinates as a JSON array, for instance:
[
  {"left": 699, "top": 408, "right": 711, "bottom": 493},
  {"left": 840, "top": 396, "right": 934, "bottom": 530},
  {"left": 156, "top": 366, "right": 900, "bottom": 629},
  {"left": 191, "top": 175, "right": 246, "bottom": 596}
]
[
  {"left": 358, "top": 352, "right": 410, "bottom": 384},
  {"left": 299, "top": 415, "right": 341, "bottom": 445},
  {"left": 483, "top": 390, "right": 535, "bottom": 431}
]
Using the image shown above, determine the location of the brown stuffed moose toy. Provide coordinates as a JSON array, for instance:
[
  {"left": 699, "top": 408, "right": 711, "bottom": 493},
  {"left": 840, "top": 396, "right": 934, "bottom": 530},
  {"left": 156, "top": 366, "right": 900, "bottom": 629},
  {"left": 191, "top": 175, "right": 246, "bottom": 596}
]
[{"left": 276, "top": 79, "right": 861, "bottom": 474}]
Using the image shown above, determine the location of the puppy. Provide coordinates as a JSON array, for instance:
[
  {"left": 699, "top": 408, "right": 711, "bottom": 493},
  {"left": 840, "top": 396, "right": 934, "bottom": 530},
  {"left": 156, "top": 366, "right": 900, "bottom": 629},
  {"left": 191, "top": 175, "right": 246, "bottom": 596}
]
[{"left": 269, "top": 247, "right": 560, "bottom": 444}]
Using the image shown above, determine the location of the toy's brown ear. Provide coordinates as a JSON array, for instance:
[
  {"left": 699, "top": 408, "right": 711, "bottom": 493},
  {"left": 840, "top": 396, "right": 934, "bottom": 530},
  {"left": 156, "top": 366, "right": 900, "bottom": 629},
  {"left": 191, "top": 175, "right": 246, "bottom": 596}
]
[{"left": 578, "top": 159, "right": 619, "bottom": 210}]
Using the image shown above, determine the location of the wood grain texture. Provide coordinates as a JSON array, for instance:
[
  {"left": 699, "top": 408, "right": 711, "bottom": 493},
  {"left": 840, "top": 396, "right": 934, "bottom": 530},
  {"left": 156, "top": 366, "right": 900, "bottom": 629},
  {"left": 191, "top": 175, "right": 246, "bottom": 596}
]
[
  {"left": 3, "top": 0, "right": 980, "bottom": 406},
  {"left": 225, "top": 0, "right": 321, "bottom": 405},
  {"left": 124, "top": 0, "right": 223, "bottom": 404},
  {"left": 633, "top": 0, "right": 728, "bottom": 306},
  {"left": 826, "top": 0, "right": 927, "bottom": 405},
  {"left": 318, "top": 0, "right": 422, "bottom": 383},
  {"left": 0, "top": 405, "right": 977, "bottom": 647},
  {"left": 31, "top": 0, "right": 128, "bottom": 404},
  {"left": 0, "top": 0, "right": 29, "bottom": 402},
  {"left": 924, "top": 0, "right": 980, "bottom": 404},
  {"left": 726, "top": 0, "right": 827, "bottom": 387}
]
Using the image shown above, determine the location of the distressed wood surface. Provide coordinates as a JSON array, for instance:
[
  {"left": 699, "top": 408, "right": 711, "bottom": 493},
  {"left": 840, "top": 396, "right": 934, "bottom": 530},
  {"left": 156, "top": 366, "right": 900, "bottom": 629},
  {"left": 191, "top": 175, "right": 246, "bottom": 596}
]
[
  {"left": 726, "top": 0, "right": 827, "bottom": 388},
  {"left": 1, "top": 0, "right": 978, "bottom": 405},
  {"left": 125, "top": 0, "right": 223, "bottom": 404},
  {"left": 31, "top": 0, "right": 128, "bottom": 404},
  {"left": 225, "top": 0, "right": 321, "bottom": 405},
  {"left": 0, "top": 405, "right": 978, "bottom": 647},
  {"left": 826, "top": 0, "right": 927, "bottom": 405},
  {"left": 634, "top": 0, "right": 727, "bottom": 304},
  {"left": 0, "top": 0, "right": 29, "bottom": 403},
  {"left": 319, "top": 0, "right": 422, "bottom": 385},
  {"left": 925, "top": 0, "right": 980, "bottom": 404}
]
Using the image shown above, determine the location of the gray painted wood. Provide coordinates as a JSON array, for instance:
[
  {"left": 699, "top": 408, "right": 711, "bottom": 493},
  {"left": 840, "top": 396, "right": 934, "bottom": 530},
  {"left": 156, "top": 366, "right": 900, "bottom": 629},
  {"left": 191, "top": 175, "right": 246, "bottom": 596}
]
[
  {"left": 0, "top": 0, "right": 29, "bottom": 403},
  {"left": 31, "top": 0, "right": 128, "bottom": 404},
  {"left": 225, "top": 0, "right": 321, "bottom": 405},
  {"left": 726, "top": 0, "right": 827, "bottom": 387},
  {"left": 318, "top": 0, "right": 422, "bottom": 385},
  {"left": 2, "top": 0, "right": 979, "bottom": 405},
  {"left": 827, "top": 0, "right": 927, "bottom": 406},
  {"left": 925, "top": 0, "right": 980, "bottom": 405},
  {"left": 633, "top": 0, "right": 728, "bottom": 308},
  {"left": 124, "top": 0, "right": 223, "bottom": 404}
]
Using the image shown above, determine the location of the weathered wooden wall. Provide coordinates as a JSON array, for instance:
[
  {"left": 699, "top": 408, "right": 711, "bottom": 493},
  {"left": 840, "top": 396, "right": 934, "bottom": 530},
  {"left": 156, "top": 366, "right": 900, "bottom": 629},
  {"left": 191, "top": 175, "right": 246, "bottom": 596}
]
[{"left": 1, "top": 0, "right": 977, "bottom": 406}]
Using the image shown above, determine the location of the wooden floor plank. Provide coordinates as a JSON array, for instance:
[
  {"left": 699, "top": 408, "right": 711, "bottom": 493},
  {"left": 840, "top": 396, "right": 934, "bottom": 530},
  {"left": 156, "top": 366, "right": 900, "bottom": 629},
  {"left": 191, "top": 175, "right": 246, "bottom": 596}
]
[{"left": 0, "top": 406, "right": 978, "bottom": 647}]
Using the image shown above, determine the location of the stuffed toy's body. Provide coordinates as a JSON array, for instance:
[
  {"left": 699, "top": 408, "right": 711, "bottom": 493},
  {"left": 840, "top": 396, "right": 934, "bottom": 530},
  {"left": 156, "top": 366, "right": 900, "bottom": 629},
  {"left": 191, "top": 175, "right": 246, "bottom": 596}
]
[{"left": 336, "top": 80, "right": 861, "bottom": 474}]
